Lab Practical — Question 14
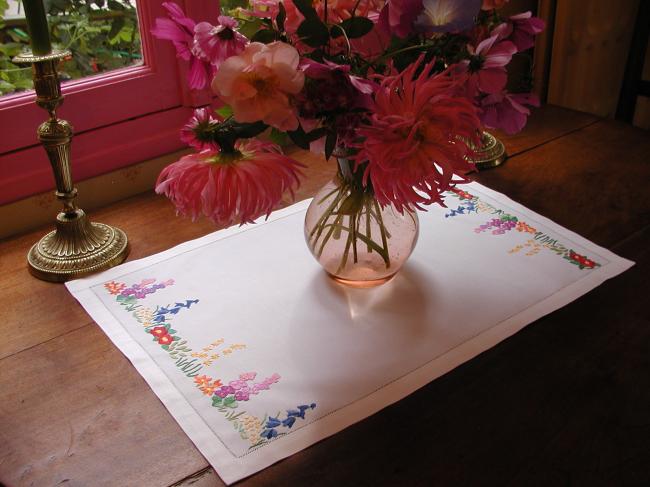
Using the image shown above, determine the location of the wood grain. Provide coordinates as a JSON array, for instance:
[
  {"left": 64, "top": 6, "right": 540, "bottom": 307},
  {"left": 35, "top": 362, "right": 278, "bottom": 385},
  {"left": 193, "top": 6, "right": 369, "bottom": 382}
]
[
  {"left": 475, "top": 118, "right": 650, "bottom": 248},
  {"left": 0, "top": 105, "right": 647, "bottom": 487}
]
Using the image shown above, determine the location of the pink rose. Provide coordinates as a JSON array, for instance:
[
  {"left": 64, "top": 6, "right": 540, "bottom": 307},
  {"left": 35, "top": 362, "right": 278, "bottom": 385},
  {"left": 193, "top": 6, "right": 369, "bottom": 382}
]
[{"left": 212, "top": 41, "right": 305, "bottom": 131}]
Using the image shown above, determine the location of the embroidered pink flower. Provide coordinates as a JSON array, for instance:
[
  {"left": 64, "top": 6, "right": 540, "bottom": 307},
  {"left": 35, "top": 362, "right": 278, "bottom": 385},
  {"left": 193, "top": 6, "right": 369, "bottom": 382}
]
[
  {"left": 239, "top": 372, "right": 257, "bottom": 381},
  {"left": 353, "top": 58, "right": 481, "bottom": 213},
  {"left": 378, "top": 0, "right": 424, "bottom": 38},
  {"left": 152, "top": 2, "right": 213, "bottom": 90},
  {"left": 415, "top": 0, "right": 481, "bottom": 33},
  {"left": 180, "top": 108, "right": 221, "bottom": 151},
  {"left": 459, "top": 34, "right": 517, "bottom": 96},
  {"left": 229, "top": 380, "right": 245, "bottom": 390},
  {"left": 155, "top": 139, "right": 304, "bottom": 226},
  {"left": 212, "top": 42, "right": 305, "bottom": 131},
  {"left": 235, "top": 390, "right": 250, "bottom": 401},
  {"left": 192, "top": 16, "right": 248, "bottom": 67},
  {"left": 480, "top": 91, "right": 540, "bottom": 135}
]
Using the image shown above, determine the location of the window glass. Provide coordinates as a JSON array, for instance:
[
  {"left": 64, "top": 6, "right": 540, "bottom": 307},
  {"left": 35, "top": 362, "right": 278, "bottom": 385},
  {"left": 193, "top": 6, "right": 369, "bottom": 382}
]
[{"left": 0, "top": 0, "right": 141, "bottom": 96}]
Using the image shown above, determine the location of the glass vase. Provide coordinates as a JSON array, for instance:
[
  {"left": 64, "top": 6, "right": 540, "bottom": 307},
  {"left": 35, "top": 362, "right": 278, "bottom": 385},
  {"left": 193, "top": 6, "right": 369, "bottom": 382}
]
[{"left": 304, "top": 157, "right": 419, "bottom": 288}]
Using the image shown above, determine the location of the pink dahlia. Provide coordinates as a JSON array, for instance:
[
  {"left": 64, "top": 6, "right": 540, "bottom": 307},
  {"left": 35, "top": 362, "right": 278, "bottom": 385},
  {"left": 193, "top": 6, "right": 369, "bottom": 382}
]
[
  {"left": 353, "top": 58, "right": 481, "bottom": 213},
  {"left": 155, "top": 140, "right": 304, "bottom": 226},
  {"left": 192, "top": 16, "right": 248, "bottom": 68},
  {"left": 480, "top": 91, "right": 540, "bottom": 135},
  {"left": 151, "top": 2, "right": 213, "bottom": 90},
  {"left": 212, "top": 42, "right": 305, "bottom": 131},
  {"left": 180, "top": 108, "right": 221, "bottom": 151}
]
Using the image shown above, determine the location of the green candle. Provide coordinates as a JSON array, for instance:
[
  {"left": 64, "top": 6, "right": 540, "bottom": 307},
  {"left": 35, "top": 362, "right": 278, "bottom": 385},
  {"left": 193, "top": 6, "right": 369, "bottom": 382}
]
[{"left": 22, "top": 0, "right": 52, "bottom": 55}]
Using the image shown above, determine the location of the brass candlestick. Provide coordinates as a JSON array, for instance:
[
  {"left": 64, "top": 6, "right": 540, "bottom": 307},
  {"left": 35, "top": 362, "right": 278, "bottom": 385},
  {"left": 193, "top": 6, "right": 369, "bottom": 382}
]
[
  {"left": 467, "top": 131, "right": 508, "bottom": 170},
  {"left": 13, "top": 49, "right": 129, "bottom": 282}
]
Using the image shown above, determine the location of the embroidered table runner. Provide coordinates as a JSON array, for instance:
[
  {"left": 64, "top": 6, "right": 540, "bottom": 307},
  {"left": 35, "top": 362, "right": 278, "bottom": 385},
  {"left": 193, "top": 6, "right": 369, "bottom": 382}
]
[{"left": 66, "top": 182, "right": 633, "bottom": 484}]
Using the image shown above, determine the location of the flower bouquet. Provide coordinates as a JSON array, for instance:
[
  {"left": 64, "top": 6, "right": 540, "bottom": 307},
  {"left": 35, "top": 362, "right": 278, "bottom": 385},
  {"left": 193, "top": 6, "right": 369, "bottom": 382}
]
[{"left": 153, "top": 0, "right": 544, "bottom": 286}]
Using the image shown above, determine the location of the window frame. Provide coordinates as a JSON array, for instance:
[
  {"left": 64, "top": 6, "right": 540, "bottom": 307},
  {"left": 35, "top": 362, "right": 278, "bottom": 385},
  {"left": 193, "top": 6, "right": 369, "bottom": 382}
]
[{"left": 0, "top": 0, "right": 219, "bottom": 205}]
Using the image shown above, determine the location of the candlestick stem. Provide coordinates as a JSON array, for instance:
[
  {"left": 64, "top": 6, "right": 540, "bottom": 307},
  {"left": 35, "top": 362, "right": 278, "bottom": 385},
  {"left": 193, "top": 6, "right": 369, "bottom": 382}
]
[{"left": 13, "top": 50, "right": 129, "bottom": 282}]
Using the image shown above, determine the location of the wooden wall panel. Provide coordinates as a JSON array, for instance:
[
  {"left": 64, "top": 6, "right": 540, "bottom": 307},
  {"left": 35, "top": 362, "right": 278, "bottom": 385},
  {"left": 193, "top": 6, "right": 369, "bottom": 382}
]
[{"left": 547, "top": 0, "right": 640, "bottom": 117}]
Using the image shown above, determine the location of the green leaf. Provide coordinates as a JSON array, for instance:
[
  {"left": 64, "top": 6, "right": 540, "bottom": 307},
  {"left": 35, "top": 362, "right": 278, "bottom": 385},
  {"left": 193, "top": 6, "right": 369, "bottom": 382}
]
[
  {"left": 288, "top": 126, "right": 311, "bottom": 149},
  {"left": 108, "top": 17, "right": 125, "bottom": 40},
  {"left": 297, "top": 18, "right": 329, "bottom": 48},
  {"left": 212, "top": 396, "right": 223, "bottom": 406},
  {"left": 216, "top": 105, "right": 233, "bottom": 118},
  {"left": 292, "top": 0, "right": 318, "bottom": 20},
  {"left": 269, "top": 128, "right": 289, "bottom": 146},
  {"left": 339, "top": 17, "right": 374, "bottom": 39},
  {"left": 161, "top": 345, "right": 169, "bottom": 351},
  {"left": 251, "top": 28, "right": 279, "bottom": 44},
  {"left": 325, "top": 130, "right": 337, "bottom": 160}
]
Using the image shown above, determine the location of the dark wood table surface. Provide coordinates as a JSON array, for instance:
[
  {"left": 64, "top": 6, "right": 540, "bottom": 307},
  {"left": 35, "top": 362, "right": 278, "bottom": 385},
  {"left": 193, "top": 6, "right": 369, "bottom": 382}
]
[{"left": 1, "top": 105, "right": 649, "bottom": 487}]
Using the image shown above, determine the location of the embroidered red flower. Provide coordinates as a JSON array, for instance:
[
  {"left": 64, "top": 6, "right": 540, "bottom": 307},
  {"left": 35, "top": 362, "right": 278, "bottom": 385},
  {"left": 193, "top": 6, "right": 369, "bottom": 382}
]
[
  {"left": 150, "top": 326, "right": 169, "bottom": 338},
  {"left": 157, "top": 334, "right": 174, "bottom": 345},
  {"left": 568, "top": 250, "right": 597, "bottom": 269}
]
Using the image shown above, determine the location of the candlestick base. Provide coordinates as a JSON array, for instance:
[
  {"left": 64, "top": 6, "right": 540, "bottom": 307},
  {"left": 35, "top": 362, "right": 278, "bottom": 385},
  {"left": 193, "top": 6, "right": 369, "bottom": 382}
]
[
  {"left": 467, "top": 131, "right": 508, "bottom": 170},
  {"left": 27, "top": 209, "right": 129, "bottom": 282}
]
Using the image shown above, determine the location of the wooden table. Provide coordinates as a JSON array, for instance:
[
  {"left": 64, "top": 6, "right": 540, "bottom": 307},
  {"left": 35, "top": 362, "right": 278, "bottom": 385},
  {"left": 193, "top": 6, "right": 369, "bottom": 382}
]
[{"left": 1, "top": 105, "right": 649, "bottom": 486}]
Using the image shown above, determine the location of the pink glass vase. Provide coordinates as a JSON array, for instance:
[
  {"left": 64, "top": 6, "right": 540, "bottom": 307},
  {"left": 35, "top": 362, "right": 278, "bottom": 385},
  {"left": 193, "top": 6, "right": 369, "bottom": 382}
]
[{"left": 304, "top": 158, "right": 419, "bottom": 288}]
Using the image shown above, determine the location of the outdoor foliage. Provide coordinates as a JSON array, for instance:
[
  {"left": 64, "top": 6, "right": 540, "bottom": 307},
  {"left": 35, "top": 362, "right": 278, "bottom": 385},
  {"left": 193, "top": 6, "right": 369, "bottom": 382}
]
[{"left": 0, "top": 0, "right": 141, "bottom": 96}]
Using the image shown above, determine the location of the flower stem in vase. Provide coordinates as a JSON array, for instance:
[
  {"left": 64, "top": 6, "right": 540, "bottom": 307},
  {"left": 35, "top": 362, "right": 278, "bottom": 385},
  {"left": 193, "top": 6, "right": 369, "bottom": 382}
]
[{"left": 304, "top": 160, "right": 418, "bottom": 288}]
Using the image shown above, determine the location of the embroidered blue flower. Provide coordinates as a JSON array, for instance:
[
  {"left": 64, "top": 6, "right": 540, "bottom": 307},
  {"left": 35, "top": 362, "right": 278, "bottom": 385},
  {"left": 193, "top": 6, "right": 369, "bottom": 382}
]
[
  {"left": 265, "top": 417, "right": 282, "bottom": 428},
  {"left": 282, "top": 416, "right": 296, "bottom": 428},
  {"left": 261, "top": 428, "right": 278, "bottom": 439}
]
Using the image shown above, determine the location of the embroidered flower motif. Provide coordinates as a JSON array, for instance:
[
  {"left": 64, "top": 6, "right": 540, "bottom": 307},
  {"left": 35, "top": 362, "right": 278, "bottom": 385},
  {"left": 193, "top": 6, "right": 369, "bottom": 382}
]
[
  {"left": 105, "top": 281, "right": 126, "bottom": 295},
  {"left": 239, "top": 372, "right": 257, "bottom": 381},
  {"left": 259, "top": 403, "right": 317, "bottom": 441},
  {"left": 157, "top": 334, "right": 174, "bottom": 345},
  {"left": 194, "top": 375, "right": 212, "bottom": 387},
  {"left": 150, "top": 326, "right": 169, "bottom": 338},
  {"left": 515, "top": 221, "right": 536, "bottom": 234},
  {"left": 566, "top": 250, "right": 598, "bottom": 270},
  {"left": 240, "top": 413, "right": 264, "bottom": 439}
]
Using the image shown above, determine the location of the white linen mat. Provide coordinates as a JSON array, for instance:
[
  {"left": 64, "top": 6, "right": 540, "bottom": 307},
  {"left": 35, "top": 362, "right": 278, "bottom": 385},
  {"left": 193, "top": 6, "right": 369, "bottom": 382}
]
[{"left": 66, "top": 182, "right": 633, "bottom": 484}]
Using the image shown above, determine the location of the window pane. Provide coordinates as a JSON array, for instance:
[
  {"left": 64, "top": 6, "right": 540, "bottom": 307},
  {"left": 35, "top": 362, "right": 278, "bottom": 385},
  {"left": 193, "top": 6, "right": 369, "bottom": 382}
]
[{"left": 0, "top": 0, "right": 142, "bottom": 96}]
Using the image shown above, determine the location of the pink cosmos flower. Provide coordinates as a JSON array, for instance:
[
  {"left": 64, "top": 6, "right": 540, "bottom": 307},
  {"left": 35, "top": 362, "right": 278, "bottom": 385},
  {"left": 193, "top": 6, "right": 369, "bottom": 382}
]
[
  {"left": 151, "top": 2, "right": 213, "bottom": 90},
  {"left": 493, "top": 12, "right": 545, "bottom": 51},
  {"left": 212, "top": 42, "right": 305, "bottom": 131},
  {"left": 155, "top": 139, "right": 304, "bottom": 226},
  {"left": 480, "top": 91, "right": 540, "bottom": 134},
  {"left": 353, "top": 58, "right": 481, "bottom": 213},
  {"left": 458, "top": 34, "right": 517, "bottom": 96},
  {"left": 415, "top": 0, "right": 482, "bottom": 33},
  {"left": 378, "top": 0, "right": 424, "bottom": 38},
  {"left": 192, "top": 16, "right": 248, "bottom": 68},
  {"left": 481, "top": 0, "right": 509, "bottom": 10},
  {"left": 180, "top": 108, "right": 221, "bottom": 151}
]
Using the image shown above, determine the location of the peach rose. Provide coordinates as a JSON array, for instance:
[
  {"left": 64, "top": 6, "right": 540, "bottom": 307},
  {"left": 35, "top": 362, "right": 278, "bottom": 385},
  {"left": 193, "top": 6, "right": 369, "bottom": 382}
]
[{"left": 211, "top": 41, "right": 305, "bottom": 131}]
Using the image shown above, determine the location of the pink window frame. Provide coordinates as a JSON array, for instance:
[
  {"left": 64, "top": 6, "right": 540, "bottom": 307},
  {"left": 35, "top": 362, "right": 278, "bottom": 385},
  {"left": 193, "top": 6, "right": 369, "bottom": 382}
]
[{"left": 0, "top": 0, "right": 219, "bottom": 205}]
